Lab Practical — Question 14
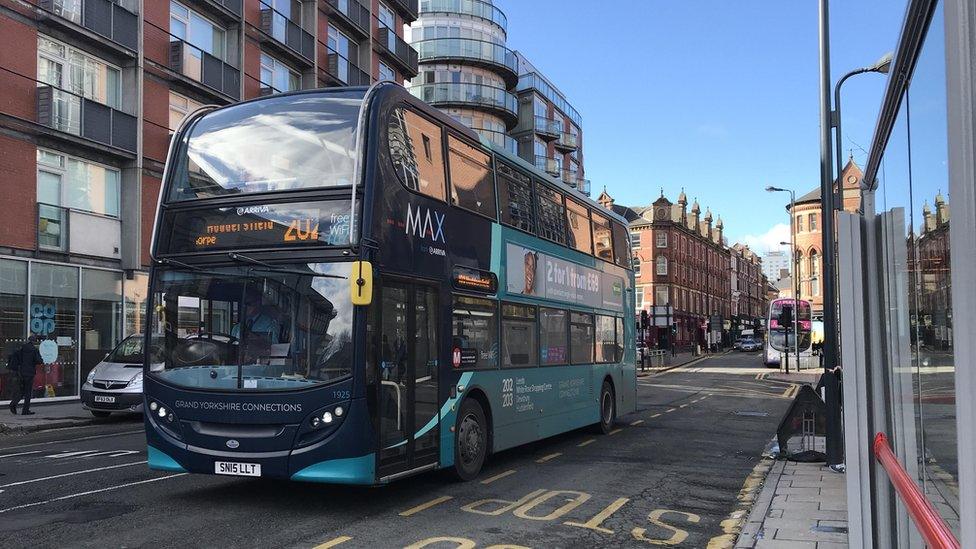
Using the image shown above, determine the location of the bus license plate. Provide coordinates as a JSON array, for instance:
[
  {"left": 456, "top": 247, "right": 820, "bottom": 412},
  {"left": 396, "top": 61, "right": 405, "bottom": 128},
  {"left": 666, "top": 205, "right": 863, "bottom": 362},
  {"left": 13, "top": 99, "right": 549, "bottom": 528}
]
[
  {"left": 94, "top": 395, "right": 115, "bottom": 403},
  {"left": 215, "top": 461, "right": 261, "bottom": 477}
]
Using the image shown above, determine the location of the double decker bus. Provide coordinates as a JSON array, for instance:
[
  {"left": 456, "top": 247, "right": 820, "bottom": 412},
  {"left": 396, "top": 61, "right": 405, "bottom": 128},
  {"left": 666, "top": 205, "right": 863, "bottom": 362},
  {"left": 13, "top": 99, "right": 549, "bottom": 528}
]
[
  {"left": 763, "top": 298, "right": 813, "bottom": 368},
  {"left": 144, "top": 83, "right": 636, "bottom": 484}
]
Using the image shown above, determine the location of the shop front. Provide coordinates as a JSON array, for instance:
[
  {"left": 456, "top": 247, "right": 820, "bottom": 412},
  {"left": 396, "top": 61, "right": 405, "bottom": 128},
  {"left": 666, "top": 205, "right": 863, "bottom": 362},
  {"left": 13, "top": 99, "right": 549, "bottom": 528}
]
[{"left": 0, "top": 257, "right": 147, "bottom": 404}]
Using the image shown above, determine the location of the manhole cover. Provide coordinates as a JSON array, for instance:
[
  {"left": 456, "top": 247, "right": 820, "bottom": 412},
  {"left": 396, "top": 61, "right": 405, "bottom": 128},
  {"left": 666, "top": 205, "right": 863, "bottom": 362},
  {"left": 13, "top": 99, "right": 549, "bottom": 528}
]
[{"left": 734, "top": 411, "right": 769, "bottom": 417}]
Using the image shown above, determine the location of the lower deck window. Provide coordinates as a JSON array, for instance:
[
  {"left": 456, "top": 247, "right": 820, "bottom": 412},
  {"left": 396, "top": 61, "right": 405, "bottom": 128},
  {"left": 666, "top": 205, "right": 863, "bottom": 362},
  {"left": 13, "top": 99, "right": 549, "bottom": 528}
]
[
  {"left": 452, "top": 295, "right": 498, "bottom": 369},
  {"left": 540, "top": 307, "right": 567, "bottom": 365},
  {"left": 595, "top": 315, "right": 617, "bottom": 363},
  {"left": 502, "top": 303, "right": 537, "bottom": 368},
  {"left": 570, "top": 312, "right": 595, "bottom": 364}
]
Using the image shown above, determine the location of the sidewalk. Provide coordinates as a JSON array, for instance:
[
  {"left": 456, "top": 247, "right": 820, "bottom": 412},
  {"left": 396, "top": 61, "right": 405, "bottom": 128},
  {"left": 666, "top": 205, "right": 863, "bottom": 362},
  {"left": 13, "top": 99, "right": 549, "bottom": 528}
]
[
  {"left": 0, "top": 401, "right": 104, "bottom": 435},
  {"left": 636, "top": 350, "right": 704, "bottom": 376},
  {"left": 736, "top": 460, "right": 848, "bottom": 548}
]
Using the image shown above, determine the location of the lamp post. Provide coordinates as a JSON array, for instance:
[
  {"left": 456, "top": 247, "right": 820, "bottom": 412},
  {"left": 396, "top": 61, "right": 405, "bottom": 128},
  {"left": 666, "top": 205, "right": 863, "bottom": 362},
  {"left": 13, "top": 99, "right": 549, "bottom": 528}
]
[{"left": 766, "top": 186, "right": 798, "bottom": 373}]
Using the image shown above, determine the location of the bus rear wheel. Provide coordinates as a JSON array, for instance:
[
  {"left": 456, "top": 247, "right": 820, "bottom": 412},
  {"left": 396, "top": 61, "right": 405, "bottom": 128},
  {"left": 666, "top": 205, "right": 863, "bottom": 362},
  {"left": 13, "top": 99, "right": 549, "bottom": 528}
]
[
  {"left": 594, "top": 380, "right": 616, "bottom": 434},
  {"left": 451, "top": 399, "right": 487, "bottom": 481}
]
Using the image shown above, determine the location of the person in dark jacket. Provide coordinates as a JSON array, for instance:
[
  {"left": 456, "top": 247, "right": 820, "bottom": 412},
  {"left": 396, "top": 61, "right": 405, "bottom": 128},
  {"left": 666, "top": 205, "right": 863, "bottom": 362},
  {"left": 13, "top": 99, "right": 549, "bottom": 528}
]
[{"left": 8, "top": 335, "right": 43, "bottom": 415}]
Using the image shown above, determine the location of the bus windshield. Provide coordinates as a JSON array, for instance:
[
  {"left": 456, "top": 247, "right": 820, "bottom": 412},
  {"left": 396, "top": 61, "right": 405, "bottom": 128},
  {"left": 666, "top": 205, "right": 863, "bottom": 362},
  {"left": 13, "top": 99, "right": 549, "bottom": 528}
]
[
  {"left": 769, "top": 331, "right": 812, "bottom": 353},
  {"left": 148, "top": 262, "right": 354, "bottom": 390},
  {"left": 167, "top": 90, "right": 365, "bottom": 201}
]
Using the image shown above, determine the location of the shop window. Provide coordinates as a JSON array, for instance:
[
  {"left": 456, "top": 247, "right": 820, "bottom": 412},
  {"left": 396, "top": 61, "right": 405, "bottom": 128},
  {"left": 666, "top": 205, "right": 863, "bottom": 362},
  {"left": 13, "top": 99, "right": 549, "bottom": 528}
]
[
  {"left": 80, "top": 269, "right": 123, "bottom": 386},
  {"left": 595, "top": 315, "right": 616, "bottom": 363},
  {"left": 29, "top": 262, "right": 79, "bottom": 399},
  {"left": 501, "top": 303, "right": 537, "bottom": 368},
  {"left": 497, "top": 162, "right": 535, "bottom": 233},
  {"left": 565, "top": 198, "right": 592, "bottom": 255},
  {"left": 539, "top": 307, "right": 567, "bottom": 365},
  {"left": 448, "top": 135, "right": 496, "bottom": 218},
  {"left": 452, "top": 295, "right": 497, "bottom": 370},
  {"left": 536, "top": 184, "right": 566, "bottom": 245},
  {"left": 389, "top": 108, "right": 447, "bottom": 201},
  {"left": 592, "top": 212, "right": 614, "bottom": 262},
  {"left": 569, "top": 312, "right": 594, "bottom": 364},
  {"left": 0, "top": 259, "right": 28, "bottom": 403}
]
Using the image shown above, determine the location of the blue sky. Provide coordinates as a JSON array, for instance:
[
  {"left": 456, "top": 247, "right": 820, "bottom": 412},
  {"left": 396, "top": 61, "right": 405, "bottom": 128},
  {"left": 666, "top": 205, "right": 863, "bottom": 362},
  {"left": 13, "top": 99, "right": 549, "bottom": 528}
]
[{"left": 498, "top": 0, "right": 908, "bottom": 252}]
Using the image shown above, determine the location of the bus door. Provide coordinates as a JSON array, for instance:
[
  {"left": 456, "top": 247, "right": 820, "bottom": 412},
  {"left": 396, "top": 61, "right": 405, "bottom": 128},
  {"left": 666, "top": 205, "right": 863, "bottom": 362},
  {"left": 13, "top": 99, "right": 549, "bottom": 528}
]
[{"left": 375, "top": 281, "right": 440, "bottom": 479}]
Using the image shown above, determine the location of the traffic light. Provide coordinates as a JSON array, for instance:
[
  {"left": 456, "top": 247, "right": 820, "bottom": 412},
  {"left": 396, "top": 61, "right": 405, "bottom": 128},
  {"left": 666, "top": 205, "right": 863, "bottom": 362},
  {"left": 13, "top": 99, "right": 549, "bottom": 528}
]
[
  {"left": 671, "top": 322, "right": 677, "bottom": 335},
  {"left": 639, "top": 310, "right": 649, "bottom": 330},
  {"left": 779, "top": 305, "right": 794, "bottom": 328}
]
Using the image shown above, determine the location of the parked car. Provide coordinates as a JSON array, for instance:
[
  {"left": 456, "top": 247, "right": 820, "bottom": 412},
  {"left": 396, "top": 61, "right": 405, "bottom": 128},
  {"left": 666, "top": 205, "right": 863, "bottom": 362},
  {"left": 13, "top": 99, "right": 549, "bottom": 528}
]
[
  {"left": 81, "top": 335, "right": 160, "bottom": 417},
  {"left": 739, "top": 337, "right": 762, "bottom": 352}
]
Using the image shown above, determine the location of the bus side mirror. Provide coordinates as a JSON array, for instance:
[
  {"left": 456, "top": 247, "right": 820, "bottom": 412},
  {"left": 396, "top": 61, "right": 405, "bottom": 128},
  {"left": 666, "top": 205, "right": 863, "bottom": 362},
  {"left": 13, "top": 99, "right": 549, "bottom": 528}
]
[{"left": 350, "top": 260, "right": 373, "bottom": 306}]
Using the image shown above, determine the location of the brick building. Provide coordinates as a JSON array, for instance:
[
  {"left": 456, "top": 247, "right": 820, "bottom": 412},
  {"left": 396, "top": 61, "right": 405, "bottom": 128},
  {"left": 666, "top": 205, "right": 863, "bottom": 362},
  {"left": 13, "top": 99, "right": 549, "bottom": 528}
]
[
  {"left": 908, "top": 192, "right": 951, "bottom": 350},
  {"left": 729, "top": 243, "right": 769, "bottom": 339},
  {"left": 598, "top": 189, "right": 733, "bottom": 351},
  {"left": 0, "top": 0, "right": 420, "bottom": 404}
]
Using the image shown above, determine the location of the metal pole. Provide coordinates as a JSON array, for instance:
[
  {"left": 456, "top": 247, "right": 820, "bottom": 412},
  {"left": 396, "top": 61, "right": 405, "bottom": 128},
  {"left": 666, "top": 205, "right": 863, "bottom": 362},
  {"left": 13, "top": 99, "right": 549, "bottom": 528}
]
[
  {"left": 792, "top": 191, "right": 800, "bottom": 371},
  {"left": 818, "top": 0, "right": 844, "bottom": 467}
]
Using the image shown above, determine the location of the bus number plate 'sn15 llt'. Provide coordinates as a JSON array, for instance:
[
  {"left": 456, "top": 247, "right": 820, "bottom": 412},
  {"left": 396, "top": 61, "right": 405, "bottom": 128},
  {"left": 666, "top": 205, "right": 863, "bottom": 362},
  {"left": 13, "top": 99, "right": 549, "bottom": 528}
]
[
  {"left": 162, "top": 200, "right": 352, "bottom": 253},
  {"left": 214, "top": 461, "right": 261, "bottom": 477}
]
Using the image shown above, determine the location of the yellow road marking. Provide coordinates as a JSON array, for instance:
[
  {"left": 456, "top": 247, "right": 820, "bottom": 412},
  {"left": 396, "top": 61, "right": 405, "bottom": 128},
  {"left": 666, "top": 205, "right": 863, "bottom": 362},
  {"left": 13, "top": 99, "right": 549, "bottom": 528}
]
[
  {"left": 650, "top": 413, "right": 662, "bottom": 418},
  {"left": 313, "top": 536, "right": 352, "bottom": 548},
  {"left": 630, "top": 419, "right": 645, "bottom": 426},
  {"left": 608, "top": 428, "right": 622, "bottom": 436},
  {"left": 399, "top": 495, "right": 454, "bottom": 517},
  {"left": 480, "top": 469, "right": 516, "bottom": 484},
  {"left": 535, "top": 452, "right": 562, "bottom": 463},
  {"left": 706, "top": 459, "right": 774, "bottom": 548},
  {"left": 577, "top": 439, "right": 596, "bottom": 447}
]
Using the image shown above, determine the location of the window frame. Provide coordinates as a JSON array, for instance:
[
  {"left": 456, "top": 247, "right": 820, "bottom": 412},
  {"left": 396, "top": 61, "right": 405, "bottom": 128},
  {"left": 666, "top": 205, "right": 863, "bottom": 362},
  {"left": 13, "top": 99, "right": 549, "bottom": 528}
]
[
  {"left": 445, "top": 132, "right": 498, "bottom": 221},
  {"left": 656, "top": 232, "right": 668, "bottom": 248},
  {"left": 565, "top": 197, "right": 593, "bottom": 256},
  {"left": 535, "top": 182, "right": 567, "bottom": 246},
  {"left": 656, "top": 255, "right": 668, "bottom": 276},
  {"left": 501, "top": 301, "right": 539, "bottom": 369},
  {"left": 37, "top": 34, "right": 122, "bottom": 109},
  {"left": 36, "top": 147, "right": 121, "bottom": 218},
  {"left": 170, "top": 0, "right": 227, "bottom": 61},
  {"left": 388, "top": 105, "right": 449, "bottom": 202},
  {"left": 538, "top": 306, "right": 569, "bottom": 366},
  {"left": 451, "top": 294, "right": 499, "bottom": 371},
  {"left": 591, "top": 211, "right": 614, "bottom": 264},
  {"left": 496, "top": 161, "right": 537, "bottom": 235},
  {"left": 259, "top": 52, "right": 301, "bottom": 93}
]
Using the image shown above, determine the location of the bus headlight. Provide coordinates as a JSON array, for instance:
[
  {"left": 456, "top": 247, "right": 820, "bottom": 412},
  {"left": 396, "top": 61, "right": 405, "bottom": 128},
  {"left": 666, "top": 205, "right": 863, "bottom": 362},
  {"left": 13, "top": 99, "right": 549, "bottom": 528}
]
[{"left": 298, "top": 403, "right": 349, "bottom": 447}]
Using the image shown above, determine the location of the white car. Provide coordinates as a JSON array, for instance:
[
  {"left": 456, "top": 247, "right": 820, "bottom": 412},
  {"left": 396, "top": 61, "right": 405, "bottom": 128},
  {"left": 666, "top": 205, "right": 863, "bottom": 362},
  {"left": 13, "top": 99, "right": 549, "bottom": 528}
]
[{"left": 81, "top": 335, "right": 159, "bottom": 417}]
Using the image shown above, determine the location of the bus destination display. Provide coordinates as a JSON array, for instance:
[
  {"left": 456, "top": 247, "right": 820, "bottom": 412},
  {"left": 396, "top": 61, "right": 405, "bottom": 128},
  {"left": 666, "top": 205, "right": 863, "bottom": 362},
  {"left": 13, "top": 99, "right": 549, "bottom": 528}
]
[{"left": 162, "top": 200, "right": 352, "bottom": 253}]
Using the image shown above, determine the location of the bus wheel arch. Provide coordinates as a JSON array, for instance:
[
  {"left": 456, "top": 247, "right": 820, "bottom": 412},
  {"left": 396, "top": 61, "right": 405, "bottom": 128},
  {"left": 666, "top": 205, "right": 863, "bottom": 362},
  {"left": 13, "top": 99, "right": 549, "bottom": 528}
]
[
  {"left": 450, "top": 390, "right": 492, "bottom": 481},
  {"left": 463, "top": 388, "right": 494, "bottom": 455}
]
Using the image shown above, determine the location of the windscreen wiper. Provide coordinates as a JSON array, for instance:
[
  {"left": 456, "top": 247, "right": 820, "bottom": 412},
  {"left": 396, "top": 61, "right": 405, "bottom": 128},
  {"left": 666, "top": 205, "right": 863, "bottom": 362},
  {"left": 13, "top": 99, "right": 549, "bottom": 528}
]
[
  {"left": 155, "top": 258, "right": 205, "bottom": 272},
  {"left": 227, "top": 252, "right": 346, "bottom": 279}
]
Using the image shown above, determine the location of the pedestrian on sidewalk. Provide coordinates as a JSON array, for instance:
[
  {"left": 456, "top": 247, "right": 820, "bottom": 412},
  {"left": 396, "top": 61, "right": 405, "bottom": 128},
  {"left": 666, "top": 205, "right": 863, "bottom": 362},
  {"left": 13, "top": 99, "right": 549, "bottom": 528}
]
[{"left": 7, "top": 335, "right": 43, "bottom": 416}]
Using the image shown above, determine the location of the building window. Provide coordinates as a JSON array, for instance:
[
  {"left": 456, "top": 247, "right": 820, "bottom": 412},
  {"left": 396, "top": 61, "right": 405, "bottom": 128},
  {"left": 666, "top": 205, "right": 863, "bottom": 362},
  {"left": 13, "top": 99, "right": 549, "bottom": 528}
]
[
  {"left": 170, "top": 1, "right": 226, "bottom": 60},
  {"left": 810, "top": 251, "right": 820, "bottom": 296},
  {"left": 501, "top": 303, "right": 537, "bottom": 368},
  {"left": 168, "top": 91, "right": 203, "bottom": 133},
  {"left": 378, "top": 61, "right": 395, "bottom": 82},
  {"left": 808, "top": 213, "right": 818, "bottom": 231},
  {"left": 630, "top": 231, "right": 640, "bottom": 249},
  {"left": 633, "top": 255, "right": 641, "bottom": 277},
  {"left": 452, "top": 296, "right": 497, "bottom": 370},
  {"left": 327, "top": 25, "right": 354, "bottom": 83},
  {"left": 447, "top": 135, "right": 496, "bottom": 218},
  {"left": 388, "top": 108, "right": 446, "bottom": 201},
  {"left": 635, "top": 288, "right": 644, "bottom": 310},
  {"left": 656, "top": 232, "right": 668, "bottom": 248},
  {"left": 540, "top": 308, "right": 568, "bottom": 365},
  {"left": 259, "top": 52, "right": 300, "bottom": 94},
  {"left": 37, "top": 36, "right": 121, "bottom": 135},
  {"left": 655, "top": 286, "right": 669, "bottom": 306},
  {"left": 37, "top": 149, "right": 120, "bottom": 250},
  {"left": 656, "top": 256, "right": 668, "bottom": 276},
  {"left": 796, "top": 215, "right": 804, "bottom": 232}
]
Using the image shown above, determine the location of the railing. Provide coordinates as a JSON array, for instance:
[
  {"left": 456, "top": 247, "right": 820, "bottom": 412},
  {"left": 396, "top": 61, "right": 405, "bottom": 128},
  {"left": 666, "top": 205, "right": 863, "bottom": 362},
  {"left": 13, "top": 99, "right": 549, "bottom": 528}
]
[
  {"left": 420, "top": 0, "right": 507, "bottom": 32},
  {"left": 555, "top": 131, "right": 578, "bottom": 150},
  {"left": 534, "top": 155, "right": 559, "bottom": 175},
  {"left": 168, "top": 39, "right": 241, "bottom": 100},
  {"left": 517, "top": 72, "right": 581, "bottom": 126},
  {"left": 323, "top": 47, "right": 371, "bottom": 86},
  {"left": 376, "top": 25, "right": 419, "bottom": 76},
  {"left": 561, "top": 168, "right": 579, "bottom": 186},
  {"left": 872, "top": 432, "right": 960, "bottom": 549},
  {"left": 388, "top": 0, "right": 419, "bottom": 20},
  {"left": 413, "top": 38, "right": 519, "bottom": 85},
  {"left": 36, "top": 84, "right": 137, "bottom": 153},
  {"left": 533, "top": 115, "right": 562, "bottom": 137},
  {"left": 474, "top": 128, "right": 517, "bottom": 154},
  {"left": 410, "top": 82, "right": 517, "bottom": 123},
  {"left": 39, "top": 0, "right": 138, "bottom": 51},
  {"left": 200, "top": 0, "right": 242, "bottom": 17},
  {"left": 259, "top": 0, "right": 314, "bottom": 64},
  {"left": 327, "top": 0, "right": 370, "bottom": 36}
]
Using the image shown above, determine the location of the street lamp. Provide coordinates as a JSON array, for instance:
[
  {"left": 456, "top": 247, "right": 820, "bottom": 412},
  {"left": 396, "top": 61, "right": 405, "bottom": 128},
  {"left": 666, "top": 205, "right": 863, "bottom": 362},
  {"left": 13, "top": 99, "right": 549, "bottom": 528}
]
[
  {"left": 832, "top": 52, "right": 893, "bottom": 208},
  {"left": 767, "top": 186, "right": 799, "bottom": 374}
]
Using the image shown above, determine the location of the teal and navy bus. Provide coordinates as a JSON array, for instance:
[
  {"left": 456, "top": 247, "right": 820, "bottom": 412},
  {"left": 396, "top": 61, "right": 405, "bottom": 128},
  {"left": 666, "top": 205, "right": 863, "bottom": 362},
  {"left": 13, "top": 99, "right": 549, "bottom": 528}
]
[{"left": 144, "top": 82, "right": 636, "bottom": 484}]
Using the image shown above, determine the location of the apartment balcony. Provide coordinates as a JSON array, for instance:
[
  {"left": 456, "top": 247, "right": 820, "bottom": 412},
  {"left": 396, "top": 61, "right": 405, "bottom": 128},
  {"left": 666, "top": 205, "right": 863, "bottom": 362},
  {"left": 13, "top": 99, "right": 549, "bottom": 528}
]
[
  {"left": 325, "top": 0, "right": 370, "bottom": 38},
  {"left": 376, "top": 26, "right": 419, "bottom": 78},
  {"left": 413, "top": 38, "right": 518, "bottom": 88},
  {"left": 37, "top": 203, "right": 121, "bottom": 260},
  {"left": 259, "top": 2, "right": 314, "bottom": 66},
  {"left": 554, "top": 131, "right": 578, "bottom": 152},
  {"left": 169, "top": 40, "right": 241, "bottom": 100},
  {"left": 420, "top": 0, "right": 507, "bottom": 32},
  {"left": 532, "top": 115, "right": 561, "bottom": 140},
  {"left": 534, "top": 155, "right": 559, "bottom": 176},
  {"left": 322, "top": 50, "right": 371, "bottom": 86},
  {"left": 388, "top": 0, "right": 419, "bottom": 21},
  {"left": 36, "top": 85, "right": 136, "bottom": 155},
  {"left": 195, "top": 0, "right": 243, "bottom": 22},
  {"left": 39, "top": 0, "right": 138, "bottom": 53},
  {"left": 410, "top": 82, "right": 517, "bottom": 129}
]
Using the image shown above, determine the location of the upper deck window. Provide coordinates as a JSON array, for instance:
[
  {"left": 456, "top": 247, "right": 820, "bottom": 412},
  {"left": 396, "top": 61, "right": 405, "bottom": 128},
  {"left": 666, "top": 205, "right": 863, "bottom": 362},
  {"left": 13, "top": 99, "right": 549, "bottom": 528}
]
[
  {"left": 565, "top": 198, "right": 592, "bottom": 255},
  {"left": 536, "top": 184, "right": 566, "bottom": 245},
  {"left": 447, "top": 135, "right": 496, "bottom": 218},
  {"left": 591, "top": 212, "right": 614, "bottom": 262},
  {"left": 497, "top": 162, "right": 535, "bottom": 233},
  {"left": 389, "top": 107, "right": 447, "bottom": 201},
  {"left": 167, "top": 90, "right": 363, "bottom": 202}
]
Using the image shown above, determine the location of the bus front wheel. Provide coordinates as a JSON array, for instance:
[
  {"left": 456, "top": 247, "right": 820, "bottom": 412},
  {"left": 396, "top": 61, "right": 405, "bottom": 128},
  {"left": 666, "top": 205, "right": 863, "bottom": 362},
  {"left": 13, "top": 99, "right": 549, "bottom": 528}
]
[
  {"left": 594, "top": 380, "right": 616, "bottom": 434},
  {"left": 451, "top": 398, "right": 487, "bottom": 481}
]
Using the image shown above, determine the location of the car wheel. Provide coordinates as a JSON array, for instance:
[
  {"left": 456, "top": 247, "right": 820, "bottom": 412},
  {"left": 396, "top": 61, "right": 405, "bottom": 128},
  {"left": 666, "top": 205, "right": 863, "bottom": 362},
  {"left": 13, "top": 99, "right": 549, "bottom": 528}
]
[
  {"left": 91, "top": 410, "right": 111, "bottom": 418},
  {"left": 451, "top": 399, "right": 488, "bottom": 482},
  {"left": 593, "top": 380, "right": 616, "bottom": 434}
]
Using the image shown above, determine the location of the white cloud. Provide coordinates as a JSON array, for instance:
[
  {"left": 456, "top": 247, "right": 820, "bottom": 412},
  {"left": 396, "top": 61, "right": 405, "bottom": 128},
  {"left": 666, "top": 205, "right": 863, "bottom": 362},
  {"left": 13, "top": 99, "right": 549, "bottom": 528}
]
[{"left": 738, "top": 223, "right": 791, "bottom": 253}]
